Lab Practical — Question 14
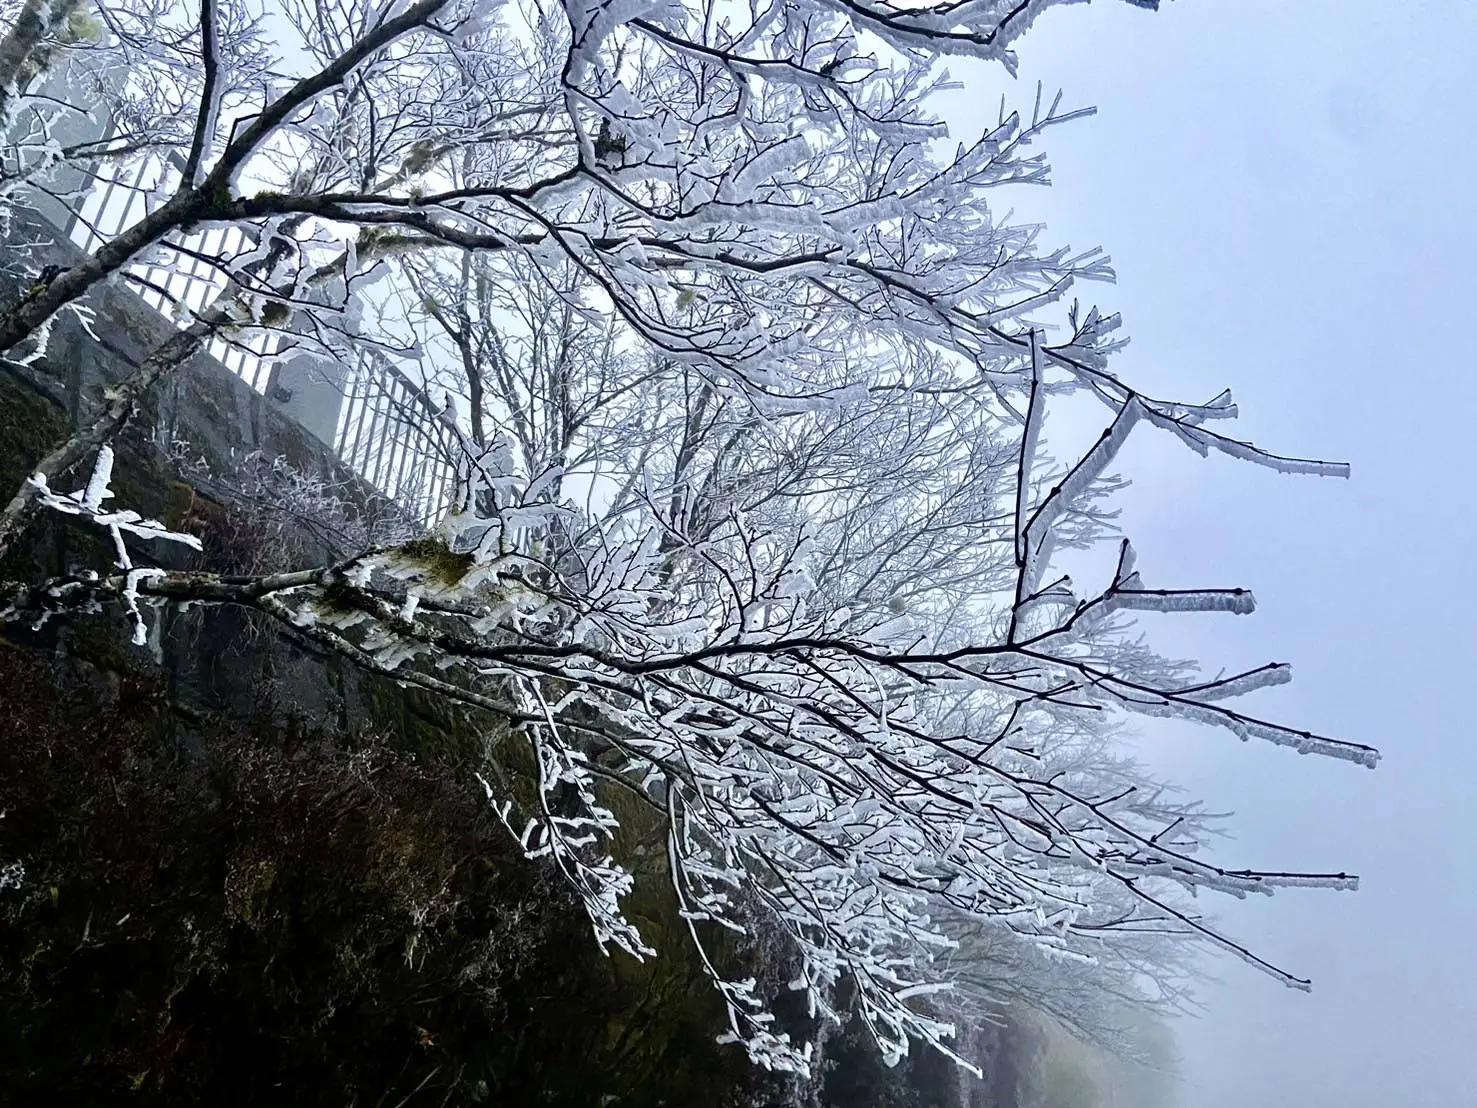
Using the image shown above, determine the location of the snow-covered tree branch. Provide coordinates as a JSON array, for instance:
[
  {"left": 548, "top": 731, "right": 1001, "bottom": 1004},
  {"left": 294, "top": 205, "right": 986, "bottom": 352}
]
[{"left": 0, "top": 0, "right": 1376, "bottom": 1076}]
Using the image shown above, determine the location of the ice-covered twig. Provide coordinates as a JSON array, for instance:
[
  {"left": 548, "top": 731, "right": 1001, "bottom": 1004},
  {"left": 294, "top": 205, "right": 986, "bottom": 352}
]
[{"left": 29, "top": 445, "right": 201, "bottom": 645}]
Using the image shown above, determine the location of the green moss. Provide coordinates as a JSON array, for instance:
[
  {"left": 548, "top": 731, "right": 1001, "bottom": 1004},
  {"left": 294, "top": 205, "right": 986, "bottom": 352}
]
[
  {"left": 399, "top": 536, "right": 476, "bottom": 587},
  {"left": 0, "top": 373, "right": 68, "bottom": 496}
]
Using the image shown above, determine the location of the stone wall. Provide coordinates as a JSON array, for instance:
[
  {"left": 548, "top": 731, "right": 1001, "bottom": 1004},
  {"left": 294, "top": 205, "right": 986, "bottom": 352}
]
[{"left": 0, "top": 210, "right": 419, "bottom": 728}]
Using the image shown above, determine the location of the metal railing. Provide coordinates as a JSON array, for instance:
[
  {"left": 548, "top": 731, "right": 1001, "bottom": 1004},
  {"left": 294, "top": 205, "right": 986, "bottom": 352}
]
[
  {"left": 334, "top": 350, "right": 459, "bottom": 528},
  {"left": 66, "top": 152, "right": 282, "bottom": 391},
  {"left": 54, "top": 152, "right": 456, "bottom": 527}
]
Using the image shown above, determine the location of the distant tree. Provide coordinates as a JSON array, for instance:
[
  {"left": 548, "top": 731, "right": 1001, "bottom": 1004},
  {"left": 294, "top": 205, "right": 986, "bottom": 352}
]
[{"left": 0, "top": 0, "right": 1375, "bottom": 1076}]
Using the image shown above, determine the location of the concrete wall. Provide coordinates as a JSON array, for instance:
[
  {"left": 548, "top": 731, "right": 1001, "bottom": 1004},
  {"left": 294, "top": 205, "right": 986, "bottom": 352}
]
[{"left": 267, "top": 346, "right": 354, "bottom": 449}]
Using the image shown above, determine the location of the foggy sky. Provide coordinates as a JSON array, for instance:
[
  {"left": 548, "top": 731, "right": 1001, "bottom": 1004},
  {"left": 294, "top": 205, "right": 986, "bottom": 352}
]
[{"left": 941, "top": 2, "right": 1476, "bottom": 1105}]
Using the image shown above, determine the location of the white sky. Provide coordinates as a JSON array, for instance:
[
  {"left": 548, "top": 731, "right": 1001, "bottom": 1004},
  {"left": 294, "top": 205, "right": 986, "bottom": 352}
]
[{"left": 938, "top": 2, "right": 1477, "bottom": 1105}]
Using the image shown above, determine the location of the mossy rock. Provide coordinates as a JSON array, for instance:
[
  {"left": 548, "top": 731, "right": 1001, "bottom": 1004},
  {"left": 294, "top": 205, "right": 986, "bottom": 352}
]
[{"left": 0, "top": 372, "right": 68, "bottom": 495}]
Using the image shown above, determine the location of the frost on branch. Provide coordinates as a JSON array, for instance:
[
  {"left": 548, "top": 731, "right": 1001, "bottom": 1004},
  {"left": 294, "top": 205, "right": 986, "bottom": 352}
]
[
  {"left": 4, "top": 380, "right": 1376, "bottom": 1071},
  {"left": 4, "top": 374, "right": 1368, "bottom": 1074},
  {"left": 0, "top": 860, "right": 23, "bottom": 893},
  {"left": 0, "top": 0, "right": 1372, "bottom": 1078},
  {"left": 28, "top": 445, "right": 201, "bottom": 645}
]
